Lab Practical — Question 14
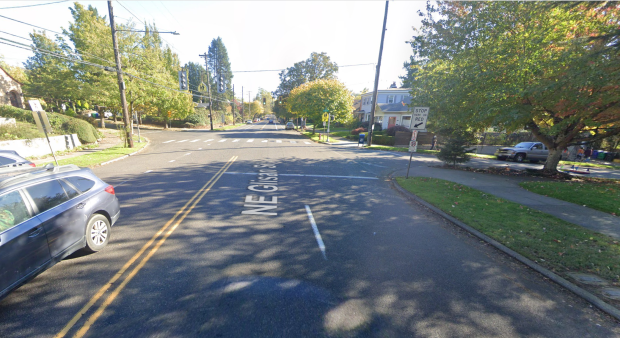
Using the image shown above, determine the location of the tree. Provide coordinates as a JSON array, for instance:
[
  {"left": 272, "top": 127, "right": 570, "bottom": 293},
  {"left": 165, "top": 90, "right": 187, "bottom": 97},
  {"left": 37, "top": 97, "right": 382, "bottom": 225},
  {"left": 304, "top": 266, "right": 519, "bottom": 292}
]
[
  {"left": 256, "top": 88, "right": 273, "bottom": 115},
  {"left": 408, "top": 1, "right": 620, "bottom": 174},
  {"left": 184, "top": 61, "right": 209, "bottom": 103},
  {"left": 286, "top": 79, "right": 353, "bottom": 133},
  {"left": 207, "top": 37, "right": 232, "bottom": 111},
  {"left": 276, "top": 52, "right": 338, "bottom": 96},
  {"left": 0, "top": 55, "right": 27, "bottom": 83}
]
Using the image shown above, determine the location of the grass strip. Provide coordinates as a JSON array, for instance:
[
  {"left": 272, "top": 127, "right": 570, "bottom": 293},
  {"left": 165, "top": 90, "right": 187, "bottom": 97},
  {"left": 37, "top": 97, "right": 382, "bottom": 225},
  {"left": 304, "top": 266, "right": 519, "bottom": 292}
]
[
  {"left": 40, "top": 139, "right": 147, "bottom": 168},
  {"left": 395, "top": 176, "right": 620, "bottom": 282},
  {"left": 366, "top": 145, "right": 409, "bottom": 152},
  {"left": 520, "top": 181, "right": 620, "bottom": 216},
  {"left": 559, "top": 161, "right": 619, "bottom": 170},
  {"left": 213, "top": 124, "right": 244, "bottom": 131}
]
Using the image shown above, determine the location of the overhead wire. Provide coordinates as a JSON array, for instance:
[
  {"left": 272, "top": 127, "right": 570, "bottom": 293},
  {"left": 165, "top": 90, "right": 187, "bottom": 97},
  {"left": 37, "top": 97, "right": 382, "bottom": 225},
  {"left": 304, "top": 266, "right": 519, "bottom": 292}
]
[{"left": 0, "top": 0, "right": 69, "bottom": 10}]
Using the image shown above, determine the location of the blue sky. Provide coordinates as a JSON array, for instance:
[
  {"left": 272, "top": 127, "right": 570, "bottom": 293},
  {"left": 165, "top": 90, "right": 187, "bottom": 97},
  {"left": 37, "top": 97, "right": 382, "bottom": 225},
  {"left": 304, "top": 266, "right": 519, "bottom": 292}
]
[{"left": 0, "top": 1, "right": 425, "bottom": 97}]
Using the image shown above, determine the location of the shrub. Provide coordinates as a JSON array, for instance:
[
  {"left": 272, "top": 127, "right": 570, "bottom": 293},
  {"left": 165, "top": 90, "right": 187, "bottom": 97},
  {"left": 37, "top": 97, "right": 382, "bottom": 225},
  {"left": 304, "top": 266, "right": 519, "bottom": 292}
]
[
  {"left": 372, "top": 135, "right": 395, "bottom": 146},
  {"left": 184, "top": 112, "right": 207, "bottom": 125},
  {"left": 386, "top": 125, "right": 411, "bottom": 136},
  {"left": 0, "top": 122, "right": 44, "bottom": 141},
  {"left": 435, "top": 128, "right": 476, "bottom": 167},
  {"left": 64, "top": 108, "right": 77, "bottom": 117},
  {"left": 359, "top": 121, "right": 383, "bottom": 132},
  {"left": 0, "top": 105, "right": 99, "bottom": 143},
  {"left": 351, "top": 127, "right": 367, "bottom": 135}
]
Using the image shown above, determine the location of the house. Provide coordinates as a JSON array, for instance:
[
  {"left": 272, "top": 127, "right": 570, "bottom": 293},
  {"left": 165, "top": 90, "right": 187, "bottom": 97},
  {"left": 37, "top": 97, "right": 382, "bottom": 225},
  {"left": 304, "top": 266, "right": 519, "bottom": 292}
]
[
  {"left": 0, "top": 66, "right": 25, "bottom": 109},
  {"left": 359, "top": 86, "right": 412, "bottom": 130}
]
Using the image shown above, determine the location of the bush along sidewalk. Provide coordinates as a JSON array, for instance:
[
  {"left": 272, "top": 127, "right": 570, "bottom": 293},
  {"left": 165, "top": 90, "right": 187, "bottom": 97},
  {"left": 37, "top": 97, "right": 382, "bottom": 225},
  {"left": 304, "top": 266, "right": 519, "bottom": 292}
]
[{"left": 395, "top": 177, "right": 620, "bottom": 293}]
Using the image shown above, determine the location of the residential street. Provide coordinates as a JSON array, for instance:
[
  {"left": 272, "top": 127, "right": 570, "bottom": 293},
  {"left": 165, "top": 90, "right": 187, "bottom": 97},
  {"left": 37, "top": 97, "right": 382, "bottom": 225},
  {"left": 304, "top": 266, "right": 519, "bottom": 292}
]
[{"left": 0, "top": 121, "right": 618, "bottom": 337}]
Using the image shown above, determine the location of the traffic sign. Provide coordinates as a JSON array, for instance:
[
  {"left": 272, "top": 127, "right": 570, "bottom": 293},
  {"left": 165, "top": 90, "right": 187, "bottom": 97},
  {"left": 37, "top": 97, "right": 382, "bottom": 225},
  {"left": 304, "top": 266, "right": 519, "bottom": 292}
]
[
  {"left": 411, "top": 107, "right": 430, "bottom": 130},
  {"left": 322, "top": 112, "right": 329, "bottom": 122},
  {"left": 29, "top": 99, "right": 43, "bottom": 112}
]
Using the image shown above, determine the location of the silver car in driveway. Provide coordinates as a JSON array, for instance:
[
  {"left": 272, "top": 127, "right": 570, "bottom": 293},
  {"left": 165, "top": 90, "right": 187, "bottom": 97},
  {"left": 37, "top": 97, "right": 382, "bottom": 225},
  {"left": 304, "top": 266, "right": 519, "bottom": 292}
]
[
  {"left": 0, "top": 164, "right": 120, "bottom": 300},
  {"left": 494, "top": 142, "right": 549, "bottom": 163}
]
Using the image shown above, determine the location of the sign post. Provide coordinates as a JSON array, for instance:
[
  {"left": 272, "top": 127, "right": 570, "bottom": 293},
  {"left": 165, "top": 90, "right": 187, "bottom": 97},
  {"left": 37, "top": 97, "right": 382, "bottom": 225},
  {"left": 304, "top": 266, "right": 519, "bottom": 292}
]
[
  {"left": 406, "top": 129, "right": 420, "bottom": 179},
  {"left": 30, "top": 100, "right": 59, "bottom": 166},
  {"left": 322, "top": 110, "right": 329, "bottom": 142}
]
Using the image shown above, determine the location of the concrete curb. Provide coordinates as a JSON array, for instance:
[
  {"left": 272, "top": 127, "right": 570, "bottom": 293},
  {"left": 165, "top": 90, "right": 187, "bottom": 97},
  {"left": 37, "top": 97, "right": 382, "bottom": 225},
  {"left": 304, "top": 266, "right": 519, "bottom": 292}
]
[
  {"left": 390, "top": 175, "right": 620, "bottom": 322},
  {"left": 98, "top": 137, "right": 150, "bottom": 167}
]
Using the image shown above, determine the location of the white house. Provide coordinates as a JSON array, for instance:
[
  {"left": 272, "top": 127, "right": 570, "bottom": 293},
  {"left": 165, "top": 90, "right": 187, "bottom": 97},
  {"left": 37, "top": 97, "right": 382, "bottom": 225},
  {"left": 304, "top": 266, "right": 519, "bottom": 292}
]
[{"left": 359, "top": 87, "right": 412, "bottom": 130}]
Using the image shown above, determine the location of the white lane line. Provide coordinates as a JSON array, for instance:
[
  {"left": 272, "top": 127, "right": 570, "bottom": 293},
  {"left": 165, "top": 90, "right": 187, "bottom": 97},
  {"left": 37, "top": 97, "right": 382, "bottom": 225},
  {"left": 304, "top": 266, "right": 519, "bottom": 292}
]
[
  {"left": 361, "top": 162, "right": 388, "bottom": 168},
  {"left": 169, "top": 160, "right": 175, "bottom": 162},
  {"left": 276, "top": 140, "right": 282, "bottom": 143},
  {"left": 184, "top": 153, "right": 191, "bottom": 156},
  {"left": 218, "top": 139, "right": 227, "bottom": 142},
  {"left": 177, "top": 140, "right": 189, "bottom": 143},
  {"left": 261, "top": 140, "right": 268, "bottom": 143},
  {"left": 275, "top": 124, "right": 278, "bottom": 130},
  {"left": 247, "top": 139, "right": 254, "bottom": 142},
  {"left": 304, "top": 142, "right": 311, "bottom": 144},
  {"left": 232, "top": 139, "right": 240, "bottom": 142},
  {"left": 204, "top": 139, "right": 214, "bottom": 142},
  {"left": 305, "top": 205, "right": 327, "bottom": 260},
  {"left": 163, "top": 140, "right": 175, "bottom": 143},
  {"left": 290, "top": 141, "right": 296, "bottom": 143},
  {"left": 145, "top": 170, "right": 153, "bottom": 173},
  {"left": 261, "top": 124, "right": 267, "bottom": 130},
  {"left": 114, "top": 180, "right": 129, "bottom": 188},
  {"left": 190, "top": 139, "right": 200, "bottom": 143},
  {"left": 223, "top": 172, "right": 378, "bottom": 180}
]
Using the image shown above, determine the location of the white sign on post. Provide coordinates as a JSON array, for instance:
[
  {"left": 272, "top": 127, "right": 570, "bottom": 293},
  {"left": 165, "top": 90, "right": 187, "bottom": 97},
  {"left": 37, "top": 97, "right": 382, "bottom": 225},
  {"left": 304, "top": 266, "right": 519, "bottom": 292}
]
[
  {"left": 411, "top": 107, "right": 430, "bottom": 130},
  {"left": 408, "top": 130, "right": 418, "bottom": 152},
  {"left": 29, "top": 100, "right": 43, "bottom": 112}
]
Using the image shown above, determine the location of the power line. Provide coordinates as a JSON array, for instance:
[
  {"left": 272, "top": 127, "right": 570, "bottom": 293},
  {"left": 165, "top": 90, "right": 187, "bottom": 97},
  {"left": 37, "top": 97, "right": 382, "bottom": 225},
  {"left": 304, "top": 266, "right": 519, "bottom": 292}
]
[
  {"left": 0, "top": 30, "right": 30, "bottom": 41},
  {"left": 116, "top": 1, "right": 145, "bottom": 26},
  {"left": 232, "top": 63, "right": 376, "bottom": 73},
  {"left": 0, "top": 0, "right": 69, "bottom": 10},
  {"left": 0, "top": 14, "right": 63, "bottom": 35}
]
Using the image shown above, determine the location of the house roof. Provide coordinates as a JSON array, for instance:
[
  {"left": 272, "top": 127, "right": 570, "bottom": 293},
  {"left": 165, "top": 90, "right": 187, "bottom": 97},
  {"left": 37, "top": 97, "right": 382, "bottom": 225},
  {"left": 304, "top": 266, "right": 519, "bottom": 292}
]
[
  {"left": 377, "top": 96, "right": 412, "bottom": 113},
  {"left": 360, "top": 88, "right": 410, "bottom": 97},
  {"left": 0, "top": 66, "right": 23, "bottom": 86}
]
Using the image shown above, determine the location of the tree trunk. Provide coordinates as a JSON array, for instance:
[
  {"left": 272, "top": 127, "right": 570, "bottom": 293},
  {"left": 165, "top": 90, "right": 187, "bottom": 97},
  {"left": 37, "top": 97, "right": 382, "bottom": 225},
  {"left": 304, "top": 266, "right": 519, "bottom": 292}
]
[
  {"left": 164, "top": 116, "right": 169, "bottom": 129},
  {"left": 543, "top": 148, "right": 564, "bottom": 174}
]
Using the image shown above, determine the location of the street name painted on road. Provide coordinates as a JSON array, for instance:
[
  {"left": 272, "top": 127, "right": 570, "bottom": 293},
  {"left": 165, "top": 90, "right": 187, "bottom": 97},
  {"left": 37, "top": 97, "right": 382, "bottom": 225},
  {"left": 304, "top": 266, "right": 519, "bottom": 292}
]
[{"left": 243, "top": 164, "right": 279, "bottom": 216}]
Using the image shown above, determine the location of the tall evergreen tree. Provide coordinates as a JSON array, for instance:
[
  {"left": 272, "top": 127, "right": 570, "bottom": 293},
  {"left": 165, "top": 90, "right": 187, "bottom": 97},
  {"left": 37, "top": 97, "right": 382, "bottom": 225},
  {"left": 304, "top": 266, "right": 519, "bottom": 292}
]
[{"left": 207, "top": 37, "right": 232, "bottom": 111}]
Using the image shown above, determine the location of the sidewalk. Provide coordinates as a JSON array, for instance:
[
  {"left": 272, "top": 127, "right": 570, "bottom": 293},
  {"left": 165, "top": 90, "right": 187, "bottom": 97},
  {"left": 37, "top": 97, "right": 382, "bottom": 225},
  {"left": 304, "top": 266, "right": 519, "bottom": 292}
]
[
  {"left": 397, "top": 161, "right": 620, "bottom": 240},
  {"left": 32, "top": 128, "right": 123, "bottom": 166}
]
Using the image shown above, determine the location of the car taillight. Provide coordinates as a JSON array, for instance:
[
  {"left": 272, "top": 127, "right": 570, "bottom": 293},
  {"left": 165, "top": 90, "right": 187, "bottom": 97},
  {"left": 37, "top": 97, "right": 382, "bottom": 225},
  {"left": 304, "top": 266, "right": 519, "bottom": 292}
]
[
  {"left": 29, "top": 163, "right": 36, "bottom": 167},
  {"left": 104, "top": 185, "right": 115, "bottom": 195}
]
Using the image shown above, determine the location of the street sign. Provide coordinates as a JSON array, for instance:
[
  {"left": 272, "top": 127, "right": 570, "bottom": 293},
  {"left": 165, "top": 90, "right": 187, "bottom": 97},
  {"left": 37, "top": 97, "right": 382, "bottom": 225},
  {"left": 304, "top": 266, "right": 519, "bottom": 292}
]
[
  {"left": 408, "top": 140, "right": 418, "bottom": 153},
  {"left": 29, "top": 99, "right": 43, "bottom": 112},
  {"left": 411, "top": 107, "right": 430, "bottom": 130},
  {"left": 322, "top": 112, "right": 329, "bottom": 122},
  {"left": 32, "top": 110, "right": 52, "bottom": 135}
]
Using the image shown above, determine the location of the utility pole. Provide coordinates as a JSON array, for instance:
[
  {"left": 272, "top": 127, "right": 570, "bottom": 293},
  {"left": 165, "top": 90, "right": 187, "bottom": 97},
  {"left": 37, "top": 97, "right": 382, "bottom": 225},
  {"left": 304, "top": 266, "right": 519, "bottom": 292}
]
[
  {"left": 107, "top": 1, "right": 133, "bottom": 148},
  {"left": 367, "top": 0, "right": 389, "bottom": 147},
  {"left": 241, "top": 86, "right": 244, "bottom": 121},
  {"left": 232, "top": 84, "right": 235, "bottom": 125},
  {"left": 248, "top": 91, "right": 252, "bottom": 119},
  {"left": 199, "top": 52, "right": 214, "bottom": 130}
]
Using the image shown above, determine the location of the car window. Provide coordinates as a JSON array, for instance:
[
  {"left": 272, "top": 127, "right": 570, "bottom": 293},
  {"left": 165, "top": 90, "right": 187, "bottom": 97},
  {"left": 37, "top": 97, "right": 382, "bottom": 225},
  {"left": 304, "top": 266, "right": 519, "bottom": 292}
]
[
  {"left": 25, "top": 180, "right": 69, "bottom": 213},
  {"left": 0, "top": 191, "right": 30, "bottom": 232},
  {"left": 58, "top": 180, "right": 80, "bottom": 199},
  {"left": 64, "top": 176, "right": 95, "bottom": 193},
  {"left": 0, "top": 156, "right": 17, "bottom": 166}
]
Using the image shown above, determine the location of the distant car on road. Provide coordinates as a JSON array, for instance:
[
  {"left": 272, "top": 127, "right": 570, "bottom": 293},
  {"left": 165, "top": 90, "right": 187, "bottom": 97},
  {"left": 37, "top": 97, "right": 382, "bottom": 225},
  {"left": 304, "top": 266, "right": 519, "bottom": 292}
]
[
  {"left": 246, "top": 120, "right": 252, "bottom": 124},
  {"left": 495, "top": 142, "right": 548, "bottom": 163},
  {"left": 0, "top": 151, "right": 35, "bottom": 169},
  {"left": 268, "top": 120, "right": 274, "bottom": 124},
  {"left": 0, "top": 164, "right": 120, "bottom": 300},
  {"left": 285, "top": 122, "right": 295, "bottom": 130}
]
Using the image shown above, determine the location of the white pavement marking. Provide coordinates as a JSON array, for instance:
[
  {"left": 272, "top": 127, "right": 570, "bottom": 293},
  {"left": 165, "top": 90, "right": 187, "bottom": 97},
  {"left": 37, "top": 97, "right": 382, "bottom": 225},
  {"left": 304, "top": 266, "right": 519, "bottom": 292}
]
[
  {"left": 218, "top": 139, "right": 227, "bottom": 142},
  {"left": 232, "top": 139, "right": 240, "bottom": 142},
  {"left": 262, "top": 140, "right": 268, "bottom": 142},
  {"left": 305, "top": 205, "right": 327, "bottom": 260},
  {"left": 190, "top": 139, "right": 200, "bottom": 142},
  {"left": 261, "top": 124, "right": 267, "bottom": 130},
  {"left": 304, "top": 142, "right": 311, "bottom": 144},
  {"left": 223, "top": 172, "right": 378, "bottom": 180},
  {"left": 163, "top": 140, "right": 175, "bottom": 143},
  {"left": 276, "top": 140, "right": 282, "bottom": 143},
  {"left": 198, "top": 148, "right": 202, "bottom": 150},
  {"left": 247, "top": 139, "right": 254, "bottom": 142},
  {"left": 144, "top": 170, "right": 153, "bottom": 173},
  {"left": 184, "top": 153, "right": 191, "bottom": 156},
  {"left": 169, "top": 160, "right": 175, "bottom": 162},
  {"left": 177, "top": 140, "right": 189, "bottom": 143},
  {"left": 114, "top": 180, "right": 129, "bottom": 188},
  {"left": 290, "top": 141, "right": 296, "bottom": 143},
  {"left": 204, "top": 139, "right": 214, "bottom": 142},
  {"left": 275, "top": 124, "right": 278, "bottom": 130},
  {"left": 361, "top": 162, "right": 388, "bottom": 168}
]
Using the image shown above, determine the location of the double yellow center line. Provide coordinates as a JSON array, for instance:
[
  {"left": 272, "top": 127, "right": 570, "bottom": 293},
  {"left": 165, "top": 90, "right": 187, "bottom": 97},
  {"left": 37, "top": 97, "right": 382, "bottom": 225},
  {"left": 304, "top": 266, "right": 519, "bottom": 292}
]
[{"left": 55, "top": 156, "right": 238, "bottom": 338}]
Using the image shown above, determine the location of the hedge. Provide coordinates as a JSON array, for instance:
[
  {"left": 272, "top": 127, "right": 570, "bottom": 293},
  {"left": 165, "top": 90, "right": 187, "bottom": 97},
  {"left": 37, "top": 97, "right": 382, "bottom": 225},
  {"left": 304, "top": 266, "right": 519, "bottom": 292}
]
[{"left": 0, "top": 105, "right": 100, "bottom": 144}]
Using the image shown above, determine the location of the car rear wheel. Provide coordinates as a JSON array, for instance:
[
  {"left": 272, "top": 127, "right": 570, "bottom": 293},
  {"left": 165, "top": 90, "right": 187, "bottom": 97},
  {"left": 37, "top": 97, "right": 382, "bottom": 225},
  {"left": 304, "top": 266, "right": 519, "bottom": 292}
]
[
  {"left": 514, "top": 154, "right": 525, "bottom": 163},
  {"left": 84, "top": 214, "right": 110, "bottom": 252}
]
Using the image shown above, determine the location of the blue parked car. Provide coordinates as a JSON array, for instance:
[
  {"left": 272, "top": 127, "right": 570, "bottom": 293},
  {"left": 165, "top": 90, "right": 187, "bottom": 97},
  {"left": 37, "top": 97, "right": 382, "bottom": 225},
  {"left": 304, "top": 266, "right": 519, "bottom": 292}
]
[{"left": 0, "top": 164, "right": 120, "bottom": 300}]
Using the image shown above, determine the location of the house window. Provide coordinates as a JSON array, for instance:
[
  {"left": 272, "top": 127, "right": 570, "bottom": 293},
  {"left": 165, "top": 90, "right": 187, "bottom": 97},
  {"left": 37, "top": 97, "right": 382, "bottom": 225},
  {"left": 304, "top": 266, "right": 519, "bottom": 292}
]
[
  {"left": 388, "top": 95, "right": 394, "bottom": 104},
  {"left": 374, "top": 116, "right": 383, "bottom": 123}
]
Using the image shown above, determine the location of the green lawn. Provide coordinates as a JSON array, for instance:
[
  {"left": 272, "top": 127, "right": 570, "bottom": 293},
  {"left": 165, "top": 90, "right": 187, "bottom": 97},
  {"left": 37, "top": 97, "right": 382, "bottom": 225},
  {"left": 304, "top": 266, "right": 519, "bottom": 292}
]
[
  {"left": 520, "top": 181, "right": 620, "bottom": 216},
  {"left": 365, "top": 145, "right": 409, "bottom": 152},
  {"left": 40, "top": 138, "right": 148, "bottom": 168},
  {"left": 559, "top": 161, "right": 619, "bottom": 170},
  {"left": 213, "top": 124, "right": 245, "bottom": 131},
  {"left": 396, "top": 177, "right": 620, "bottom": 282}
]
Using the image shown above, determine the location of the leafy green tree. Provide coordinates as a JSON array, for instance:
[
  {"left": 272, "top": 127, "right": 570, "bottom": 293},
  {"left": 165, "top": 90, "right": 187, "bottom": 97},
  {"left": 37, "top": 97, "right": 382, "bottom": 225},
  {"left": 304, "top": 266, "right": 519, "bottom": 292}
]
[
  {"left": 256, "top": 88, "right": 273, "bottom": 115},
  {"left": 184, "top": 61, "right": 210, "bottom": 102},
  {"left": 286, "top": 79, "right": 353, "bottom": 133},
  {"left": 0, "top": 55, "right": 27, "bottom": 83},
  {"left": 409, "top": 1, "right": 620, "bottom": 174},
  {"left": 276, "top": 52, "right": 338, "bottom": 96},
  {"left": 207, "top": 37, "right": 232, "bottom": 111}
]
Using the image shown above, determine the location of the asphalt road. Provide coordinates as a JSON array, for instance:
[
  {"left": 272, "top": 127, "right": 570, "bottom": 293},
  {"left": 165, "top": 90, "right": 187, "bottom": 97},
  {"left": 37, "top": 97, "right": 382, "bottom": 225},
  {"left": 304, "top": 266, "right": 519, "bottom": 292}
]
[{"left": 1, "top": 122, "right": 619, "bottom": 337}]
